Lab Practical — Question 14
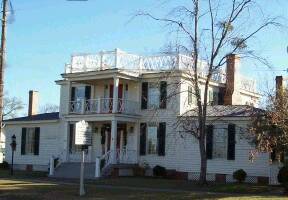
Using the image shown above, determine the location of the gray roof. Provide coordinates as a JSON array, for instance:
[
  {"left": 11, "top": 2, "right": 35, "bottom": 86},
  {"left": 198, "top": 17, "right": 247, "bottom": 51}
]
[
  {"left": 4, "top": 112, "right": 59, "bottom": 122},
  {"left": 184, "top": 105, "right": 262, "bottom": 117}
]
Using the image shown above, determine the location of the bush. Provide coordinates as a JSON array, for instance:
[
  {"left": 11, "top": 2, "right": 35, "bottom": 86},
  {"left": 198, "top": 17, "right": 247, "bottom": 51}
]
[
  {"left": 153, "top": 165, "right": 167, "bottom": 177},
  {"left": 233, "top": 169, "right": 247, "bottom": 183},
  {"left": 278, "top": 166, "right": 288, "bottom": 185},
  {"left": 0, "top": 161, "right": 9, "bottom": 169}
]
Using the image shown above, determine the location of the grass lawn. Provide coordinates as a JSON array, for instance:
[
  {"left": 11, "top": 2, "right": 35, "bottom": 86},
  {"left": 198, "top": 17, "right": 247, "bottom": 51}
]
[
  {"left": 0, "top": 168, "right": 47, "bottom": 179},
  {"left": 0, "top": 179, "right": 287, "bottom": 200},
  {"left": 0, "top": 169, "right": 287, "bottom": 199},
  {"left": 90, "top": 177, "right": 283, "bottom": 194}
]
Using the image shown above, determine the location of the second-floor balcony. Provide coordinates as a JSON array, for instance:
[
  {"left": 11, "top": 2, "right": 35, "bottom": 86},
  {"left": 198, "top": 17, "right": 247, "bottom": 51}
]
[{"left": 69, "top": 98, "right": 139, "bottom": 115}]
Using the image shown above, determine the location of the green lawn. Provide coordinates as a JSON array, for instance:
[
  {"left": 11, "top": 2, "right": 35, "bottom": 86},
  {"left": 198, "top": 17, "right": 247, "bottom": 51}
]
[
  {"left": 0, "top": 168, "right": 47, "bottom": 179},
  {"left": 0, "top": 179, "right": 287, "bottom": 200},
  {"left": 90, "top": 177, "right": 282, "bottom": 194},
  {"left": 0, "top": 169, "right": 287, "bottom": 199}
]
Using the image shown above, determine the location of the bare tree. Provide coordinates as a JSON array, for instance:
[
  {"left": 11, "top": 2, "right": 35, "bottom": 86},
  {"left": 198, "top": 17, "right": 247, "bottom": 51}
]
[
  {"left": 137, "top": 0, "right": 278, "bottom": 184},
  {"left": 3, "top": 94, "right": 24, "bottom": 120},
  {"left": 40, "top": 103, "right": 59, "bottom": 113}
]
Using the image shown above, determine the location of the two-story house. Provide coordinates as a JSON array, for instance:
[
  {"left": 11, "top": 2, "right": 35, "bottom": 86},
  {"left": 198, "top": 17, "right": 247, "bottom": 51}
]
[{"left": 3, "top": 49, "right": 280, "bottom": 184}]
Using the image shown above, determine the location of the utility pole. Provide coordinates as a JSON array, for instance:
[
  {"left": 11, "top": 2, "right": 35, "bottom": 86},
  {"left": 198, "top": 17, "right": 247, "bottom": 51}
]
[{"left": 0, "top": 0, "right": 7, "bottom": 141}]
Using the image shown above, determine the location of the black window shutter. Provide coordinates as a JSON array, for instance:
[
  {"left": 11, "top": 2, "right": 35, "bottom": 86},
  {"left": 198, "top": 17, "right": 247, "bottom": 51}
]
[
  {"left": 85, "top": 86, "right": 91, "bottom": 100},
  {"left": 141, "top": 82, "right": 148, "bottom": 109},
  {"left": 157, "top": 122, "right": 166, "bottom": 156},
  {"left": 140, "top": 123, "right": 147, "bottom": 155},
  {"left": 160, "top": 81, "right": 167, "bottom": 109},
  {"left": 271, "top": 149, "right": 276, "bottom": 161},
  {"left": 100, "top": 126, "right": 106, "bottom": 145},
  {"left": 21, "top": 128, "right": 27, "bottom": 155},
  {"left": 218, "top": 88, "right": 225, "bottom": 105},
  {"left": 227, "top": 124, "right": 236, "bottom": 160},
  {"left": 71, "top": 87, "right": 76, "bottom": 101},
  {"left": 69, "top": 124, "right": 74, "bottom": 153},
  {"left": 34, "top": 127, "right": 40, "bottom": 155},
  {"left": 206, "top": 125, "right": 213, "bottom": 159}
]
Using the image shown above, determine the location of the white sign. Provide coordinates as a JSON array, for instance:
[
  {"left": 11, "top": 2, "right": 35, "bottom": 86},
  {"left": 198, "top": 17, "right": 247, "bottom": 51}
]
[{"left": 75, "top": 120, "right": 92, "bottom": 145}]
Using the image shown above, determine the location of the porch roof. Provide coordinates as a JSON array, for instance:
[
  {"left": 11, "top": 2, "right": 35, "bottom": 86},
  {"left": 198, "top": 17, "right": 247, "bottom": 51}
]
[{"left": 182, "top": 105, "right": 263, "bottom": 118}]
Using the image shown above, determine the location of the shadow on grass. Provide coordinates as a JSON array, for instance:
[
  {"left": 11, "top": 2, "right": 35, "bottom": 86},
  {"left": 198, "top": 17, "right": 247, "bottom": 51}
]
[{"left": 0, "top": 179, "right": 286, "bottom": 200}]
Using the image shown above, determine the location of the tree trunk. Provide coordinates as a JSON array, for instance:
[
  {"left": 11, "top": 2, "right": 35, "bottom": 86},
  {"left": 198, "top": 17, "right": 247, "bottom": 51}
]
[{"left": 199, "top": 127, "right": 207, "bottom": 184}]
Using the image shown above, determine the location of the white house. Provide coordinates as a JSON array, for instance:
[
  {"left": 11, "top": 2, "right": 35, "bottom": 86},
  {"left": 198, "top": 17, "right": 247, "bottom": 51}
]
[{"left": 3, "top": 49, "right": 281, "bottom": 184}]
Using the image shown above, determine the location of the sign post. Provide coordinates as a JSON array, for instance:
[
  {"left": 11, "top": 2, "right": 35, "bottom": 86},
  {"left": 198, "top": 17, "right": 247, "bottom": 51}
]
[{"left": 75, "top": 120, "right": 92, "bottom": 196}]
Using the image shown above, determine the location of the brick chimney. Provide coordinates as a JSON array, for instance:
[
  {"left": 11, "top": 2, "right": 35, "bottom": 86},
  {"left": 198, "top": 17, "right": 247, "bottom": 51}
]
[
  {"left": 28, "top": 90, "right": 39, "bottom": 116},
  {"left": 224, "top": 54, "right": 240, "bottom": 105},
  {"left": 276, "top": 76, "right": 284, "bottom": 101}
]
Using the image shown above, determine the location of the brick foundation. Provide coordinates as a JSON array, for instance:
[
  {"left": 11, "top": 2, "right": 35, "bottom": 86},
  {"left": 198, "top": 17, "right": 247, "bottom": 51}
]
[{"left": 215, "top": 174, "right": 226, "bottom": 183}]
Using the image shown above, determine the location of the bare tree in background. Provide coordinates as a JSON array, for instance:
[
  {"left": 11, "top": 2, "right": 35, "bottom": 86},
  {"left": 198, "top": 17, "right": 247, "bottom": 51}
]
[
  {"left": 3, "top": 94, "right": 24, "bottom": 120},
  {"left": 40, "top": 103, "right": 59, "bottom": 113},
  {"left": 137, "top": 0, "right": 279, "bottom": 184}
]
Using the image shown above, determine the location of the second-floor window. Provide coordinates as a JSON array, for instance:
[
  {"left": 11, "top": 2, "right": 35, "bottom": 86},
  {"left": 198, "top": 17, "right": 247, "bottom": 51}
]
[
  {"left": 71, "top": 86, "right": 91, "bottom": 101},
  {"left": 141, "top": 81, "right": 167, "bottom": 109},
  {"left": 148, "top": 83, "right": 160, "bottom": 109}
]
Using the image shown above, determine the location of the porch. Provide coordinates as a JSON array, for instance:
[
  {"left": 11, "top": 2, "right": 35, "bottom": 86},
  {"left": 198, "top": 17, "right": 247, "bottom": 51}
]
[
  {"left": 67, "top": 120, "right": 139, "bottom": 166},
  {"left": 67, "top": 76, "right": 140, "bottom": 116}
]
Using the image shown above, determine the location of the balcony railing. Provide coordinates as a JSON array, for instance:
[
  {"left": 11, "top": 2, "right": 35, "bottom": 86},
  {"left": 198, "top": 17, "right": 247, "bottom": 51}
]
[
  {"left": 64, "top": 49, "right": 226, "bottom": 83},
  {"left": 69, "top": 98, "right": 139, "bottom": 115}
]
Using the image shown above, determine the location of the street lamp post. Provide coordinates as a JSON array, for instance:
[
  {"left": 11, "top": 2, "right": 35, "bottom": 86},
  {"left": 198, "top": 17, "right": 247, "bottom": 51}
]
[{"left": 10, "top": 134, "right": 16, "bottom": 175}]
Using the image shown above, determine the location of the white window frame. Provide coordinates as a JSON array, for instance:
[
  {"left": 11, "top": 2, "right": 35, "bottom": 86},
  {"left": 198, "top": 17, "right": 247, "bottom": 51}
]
[
  {"left": 148, "top": 83, "right": 160, "bottom": 109},
  {"left": 25, "top": 128, "right": 36, "bottom": 155},
  {"left": 147, "top": 125, "right": 158, "bottom": 155},
  {"left": 213, "top": 126, "right": 228, "bottom": 159}
]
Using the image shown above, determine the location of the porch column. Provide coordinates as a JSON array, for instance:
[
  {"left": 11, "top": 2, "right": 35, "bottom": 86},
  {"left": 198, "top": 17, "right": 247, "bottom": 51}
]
[
  {"left": 112, "top": 76, "right": 119, "bottom": 113},
  {"left": 64, "top": 121, "right": 70, "bottom": 162},
  {"left": 110, "top": 119, "right": 117, "bottom": 164},
  {"left": 135, "top": 121, "right": 140, "bottom": 163},
  {"left": 66, "top": 81, "right": 72, "bottom": 115}
]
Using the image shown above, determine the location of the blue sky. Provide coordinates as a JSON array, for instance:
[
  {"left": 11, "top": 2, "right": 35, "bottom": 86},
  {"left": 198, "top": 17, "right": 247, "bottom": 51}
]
[{"left": 5, "top": 0, "right": 288, "bottom": 115}]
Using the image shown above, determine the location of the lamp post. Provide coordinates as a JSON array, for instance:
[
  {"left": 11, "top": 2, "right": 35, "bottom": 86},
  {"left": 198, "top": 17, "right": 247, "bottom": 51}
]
[{"left": 10, "top": 134, "right": 16, "bottom": 175}]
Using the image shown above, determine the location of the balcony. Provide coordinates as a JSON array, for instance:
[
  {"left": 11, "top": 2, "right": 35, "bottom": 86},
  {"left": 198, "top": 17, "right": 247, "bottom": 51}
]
[
  {"left": 64, "top": 48, "right": 226, "bottom": 83},
  {"left": 69, "top": 98, "right": 139, "bottom": 115}
]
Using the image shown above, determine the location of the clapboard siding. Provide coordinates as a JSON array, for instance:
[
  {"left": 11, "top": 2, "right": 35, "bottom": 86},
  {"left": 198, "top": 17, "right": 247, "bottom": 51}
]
[
  {"left": 139, "top": 116, "right": 271, "bottom": 177},
  {"left": 4, "top": 122, "right": 61, "bottom": 167}
]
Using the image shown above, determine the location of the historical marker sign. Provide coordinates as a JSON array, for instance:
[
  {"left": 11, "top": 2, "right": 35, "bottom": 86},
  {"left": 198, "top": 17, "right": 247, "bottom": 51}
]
[{"left": 75, "top": 120, "right": 92, "bottom": 146}]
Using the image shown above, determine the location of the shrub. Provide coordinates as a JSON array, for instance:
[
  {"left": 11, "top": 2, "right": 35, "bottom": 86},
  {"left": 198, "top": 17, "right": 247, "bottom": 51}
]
[
  {"left": 0, "top": 161, "right": 9, "bottom": 169},
  {"left": 153, "top": 165, "right": 167, "bottom": 177},
  {"left": 278, "top": 166, "right": 288, "bottom": 185},
  {"left": 233, "top": 169, "right": 247, "bottom": 183}
]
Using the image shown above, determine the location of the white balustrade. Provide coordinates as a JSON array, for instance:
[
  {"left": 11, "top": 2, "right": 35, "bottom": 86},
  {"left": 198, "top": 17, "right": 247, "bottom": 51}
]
[
  {"left": 70, "top": 98, "right": 139, "bottom": 115},
  {"left": 65, "top": 49, "right": 257, "bottom": 93},
  {"left": 239, "top": 75, "right": 257, "bottom": 92}
]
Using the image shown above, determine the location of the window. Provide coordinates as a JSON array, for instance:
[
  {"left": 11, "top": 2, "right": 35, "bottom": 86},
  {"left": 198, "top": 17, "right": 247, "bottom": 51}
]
[
  {"left": 213, "top": 127, "right": 228, "bottom": 159},
  {"left": 21, "top": 127, "right": 40, "bottom": 155},
  {"left": 147, "top": 126, "right": 158, "bottom": 154},
  {"left": 140, "top": 122, "right": 166, "bottom": 156},
  {"left": 208, "top": 90, "right": 213, "bottom": 104},
  {"left": 74, "top": 86, "right": 85, "bottom": 100},
  {"left": 213, "top": 91, "right": 218, "bottom": 105},
  {"left": 26, "top": 128, "right": 35, "bottom": 154},
  {"left": 188, "top": 86, "right": 193, "bottom": 105},
  {"left": 148, "top": 83, "right": 160, "bottom": 109}
]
